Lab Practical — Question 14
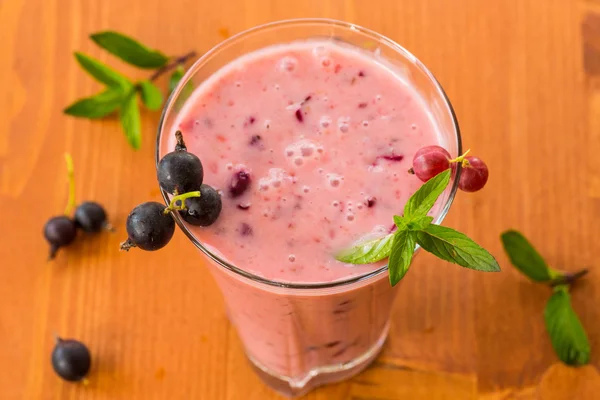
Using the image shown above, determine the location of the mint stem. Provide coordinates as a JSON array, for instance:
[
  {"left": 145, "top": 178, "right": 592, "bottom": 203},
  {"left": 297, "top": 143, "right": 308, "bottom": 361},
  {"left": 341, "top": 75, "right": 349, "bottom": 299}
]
[
  {"left": 549, "top": 269, "right": 589, "bottom": 287},
  {"left": 149, "top": 51, "right": 197, "bottom": 82}
]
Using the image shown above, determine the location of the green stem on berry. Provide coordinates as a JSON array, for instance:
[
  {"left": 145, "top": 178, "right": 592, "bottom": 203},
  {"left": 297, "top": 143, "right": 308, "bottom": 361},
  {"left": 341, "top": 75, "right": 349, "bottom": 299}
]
[
  {"left": 64, "top": 153, "right": 76, "bottom": 216},
  {"left": 448, "top": 149, "right": 471, "bottom": 168},
  {"left": 163, "top": 191, "right": 201, "bottom": 214}
]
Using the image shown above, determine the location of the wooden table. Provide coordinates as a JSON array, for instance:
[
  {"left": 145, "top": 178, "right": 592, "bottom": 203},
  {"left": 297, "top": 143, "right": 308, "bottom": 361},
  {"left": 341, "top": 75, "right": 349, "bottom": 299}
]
[{"left": 2, "top": 0, "right": 600, "bottom": 398}]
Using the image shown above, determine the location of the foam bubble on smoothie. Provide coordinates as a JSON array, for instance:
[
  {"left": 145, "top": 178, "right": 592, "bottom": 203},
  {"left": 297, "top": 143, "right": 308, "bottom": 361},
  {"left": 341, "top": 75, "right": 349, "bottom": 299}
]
[
  {"left": 279, "top": 56, "right": 298, "bottom": 72},
  {"left": 285, "top": 139, "right": 321, "bottom": 162},
  {"left": 320, "top": 116, "right": 332, "bottom": 128},
  {"left": 259, "top": 168, "right": 288, "bottom": 191},
  {"left": 326, "top": 173, "right": 343, "bottom": 188},
  {"left": 338, "top": 117, "right": 350, "bottom": 133},
  {"left": 312, "top": 45, "right": 329, "bottom": 58}
]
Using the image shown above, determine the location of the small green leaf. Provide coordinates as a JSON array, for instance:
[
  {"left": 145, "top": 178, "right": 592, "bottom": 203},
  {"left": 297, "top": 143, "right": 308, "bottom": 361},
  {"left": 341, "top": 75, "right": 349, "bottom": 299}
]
[
  {"left": 405, "top": 215, "right": 434, "bottom": 231},
  {"left": 137, "top": 80, "right": 163, "bottom": 111},
  {"left": 501, "top": 230, "right": 558, "bottom": 282},
  {"left": 544, "top": 286, "right": 590, "bottom": 366},
  {"left": 74, "top": 52, "right": 132, "bottom": 89},
  {"left": 388, "top": 229, "right": 417, "bottom": 286},
  {"left": 90, "top": 31, "right": 169, "bottom": 69},
  {"left": 335, "top": 233, "right": 395, "bottom": 264},
  {"left": 120, "top": 90, "right": 141, "bottom": 149},
  {"left": 64, "top": 87, "right": 125, "bottom": 118},
  {"left": 404, "top": 169, "right": 451, "bottom": 218},
  {"left": 169, "top": 66, "right": 194, "bottom": 97},
  {"left": 416, "top": 224, "right": 501, "bottom": 272}
]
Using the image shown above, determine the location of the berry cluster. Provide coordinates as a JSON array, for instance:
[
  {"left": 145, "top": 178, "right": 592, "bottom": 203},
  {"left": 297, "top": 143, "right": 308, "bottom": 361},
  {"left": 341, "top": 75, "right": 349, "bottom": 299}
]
[
  {"left": 44, "top": 202, "right": 111, "bottom": 259},
  {"left": 43, "top": 155, "right": 111, "bottom": 259},
  {"left": 120, "top": 131, "right": 222, "bottom": 252},
  {"left": 411, "top": 145, "right": 489, "bottom": 192}
]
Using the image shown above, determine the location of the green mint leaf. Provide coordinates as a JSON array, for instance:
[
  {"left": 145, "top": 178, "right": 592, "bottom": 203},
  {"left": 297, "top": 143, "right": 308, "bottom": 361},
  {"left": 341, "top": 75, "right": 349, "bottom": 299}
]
[
  {"left": 90, "top": 31, "right": 169, "bottom": 69},
  {"left": 388, "top": 229, "right": 417, "bottom": 286},
  {"left": 137, "top": 81, "right": 163, "bottom": 111},
  {"left": 500, "top": 230, "right": 559, "bottom": 282},
  {"left": 403, "top": 169, "right": 451, "bottom": 218},
  {"left": 416, "top": 224, "right": 501, "bottom": 272},
  {"left": 544, "top": 286, "right": 590, "bottom": 366},
  {"left": 335, "top": 233, "right": 395, "bottom": 264},
  {"left": 64, "top": 87, "right": 125, "bottom": 119},
  {"left": 395, "top": 215, "right": 434, "bottom": 231},
  {"left": 120, "top": 90, "right": 141, "bottom": 149},
  {"left": 74, "top": 52, "right": 132, "bottom": 89},
  {"left": 169, "top": 66, "right": 194, "bottom": 97}
]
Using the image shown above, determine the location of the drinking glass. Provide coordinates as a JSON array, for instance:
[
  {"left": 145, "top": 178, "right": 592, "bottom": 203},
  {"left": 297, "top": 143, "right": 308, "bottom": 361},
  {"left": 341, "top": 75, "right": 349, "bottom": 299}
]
[{"left": 156, "top": 18, "right": 461, "bottom": 398}]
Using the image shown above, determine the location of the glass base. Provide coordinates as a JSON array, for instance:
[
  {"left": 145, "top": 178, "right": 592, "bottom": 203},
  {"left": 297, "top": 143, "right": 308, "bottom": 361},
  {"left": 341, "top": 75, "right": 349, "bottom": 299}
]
[{"left": 246, "top": 323, "right": 390, "bottom": 398}]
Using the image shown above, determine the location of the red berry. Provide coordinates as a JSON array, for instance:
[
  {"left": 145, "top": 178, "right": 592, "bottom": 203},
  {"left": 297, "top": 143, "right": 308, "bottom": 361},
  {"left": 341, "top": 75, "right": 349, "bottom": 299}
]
[
  {"left": 412, "top": 146, "right": 451, "bottom": 182},
  {"left": 458, "top": 156, "right": 489, "bottom": 192}
]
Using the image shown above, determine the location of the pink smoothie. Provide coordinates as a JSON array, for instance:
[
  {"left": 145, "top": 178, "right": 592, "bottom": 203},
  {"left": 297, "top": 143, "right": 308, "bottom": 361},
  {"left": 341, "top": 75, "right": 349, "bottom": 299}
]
[
  {"left": 167, "top": 41, "right": 442, "bottom": 283},
  {"left": 162, "top": 39, "right": 446, "bottom": 389}
]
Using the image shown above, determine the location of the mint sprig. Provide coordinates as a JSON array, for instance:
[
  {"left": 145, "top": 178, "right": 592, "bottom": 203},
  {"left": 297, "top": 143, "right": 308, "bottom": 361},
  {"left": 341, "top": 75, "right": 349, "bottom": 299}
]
[
  {"left": 501, "top": 229, "right": 590, "bottom": 366},
  {"left": 336, "top": 169, "right": 500, "bottom": 286},
  {"left": 65, "top": 32, "right": 197, "bottom": 149}
]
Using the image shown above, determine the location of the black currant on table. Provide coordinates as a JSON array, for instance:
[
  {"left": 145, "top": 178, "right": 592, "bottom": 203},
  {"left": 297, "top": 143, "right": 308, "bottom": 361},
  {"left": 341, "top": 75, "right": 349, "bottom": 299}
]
[
  {"left": 120, "top": 202, "right": 175, "bottom": 251},
  {"left": 51, "top": 337, "right": 91, "bottom": 382},
  {"left": 74, "top": 201, "right": 111, "bottom": 233},
  {"left": 44, "top": 216, "right": 78, "bottom": 260},
  {"left": 157, "top": 131, "right": 204, "bottom": 194},
  {"left": 180, "top": 184, "right": 222, "bottom": 226}
]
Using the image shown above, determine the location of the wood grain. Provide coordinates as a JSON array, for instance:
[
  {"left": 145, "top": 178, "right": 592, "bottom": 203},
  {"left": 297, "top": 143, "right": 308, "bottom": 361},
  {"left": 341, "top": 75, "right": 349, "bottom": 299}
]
[{"left": 1, "top": 0, "right": 599, "bottom": 398}]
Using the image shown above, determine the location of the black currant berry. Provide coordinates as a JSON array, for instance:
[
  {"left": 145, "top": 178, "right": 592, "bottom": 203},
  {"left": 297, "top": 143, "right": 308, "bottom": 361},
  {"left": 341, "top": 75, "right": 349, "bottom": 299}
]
[
  {"left": 51, "top": 337, "right": 91, "bottom": 382},
  {"left": 120, "top": 202, "right": 175, "bottom": 251},
  {"left": 179, "top": 184, "right": 222, "bottom": 226},
  {"left": 74, "top": 202, "right": 109, "bottom": 233},
  {"left": 158, "top": 131, "right": 203, "bottom": 194},
  {"left": 44, "top": 216, "right": 77, "bottom": 260}
]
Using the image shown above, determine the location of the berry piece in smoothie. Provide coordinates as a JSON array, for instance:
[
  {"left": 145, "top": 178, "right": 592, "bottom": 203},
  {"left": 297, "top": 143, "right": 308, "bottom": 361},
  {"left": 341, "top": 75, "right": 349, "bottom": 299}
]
[
  {"left": 51, "top": 337, "right": 91, "bottom": 382},
  {"left": 458, "top": 156, "right": 489, "bottom": 192},
  {"left": 74, "top": 201, "right": 110, "bottom": 233},
  {"left": 44, "top": 216, "right": 77, "bottom": 260},
  {"left": 229, "top": 169, "right": 252, "bottom": 198},
  {"left": 179, "top": 184, "right": 222, "bottom": 226},
  {"left": 120, "top": 202, "right": 175, "bottom": 251},
  {"left": 158, "top": 131, "right": 204, "bottom": 194},
  {"left": 412, "top": 145, "right": 451, "bottom": 182}
]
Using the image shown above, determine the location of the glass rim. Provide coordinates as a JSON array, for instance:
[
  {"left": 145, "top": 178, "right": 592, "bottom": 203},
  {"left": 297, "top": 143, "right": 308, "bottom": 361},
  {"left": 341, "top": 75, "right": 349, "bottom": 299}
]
[{"left": 156, "top": 18, "right": 462, "bottom": 290}]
